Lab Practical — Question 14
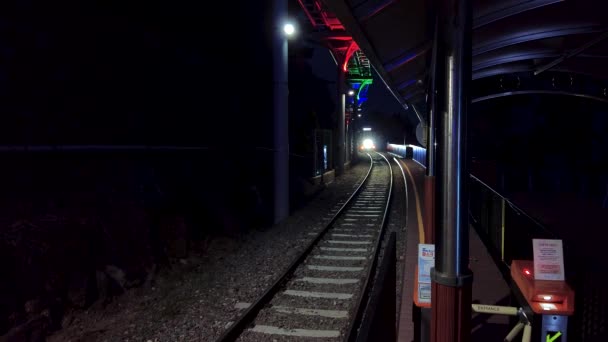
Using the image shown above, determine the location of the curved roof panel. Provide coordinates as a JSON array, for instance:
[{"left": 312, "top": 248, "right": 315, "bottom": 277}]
[{"left": 319, "top": 0, "right": 608, "bottom": 121}]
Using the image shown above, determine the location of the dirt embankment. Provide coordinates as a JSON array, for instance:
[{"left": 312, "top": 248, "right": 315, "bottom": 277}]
[{"left": 0, "top": 153, "right": 271, "bottom": 341}]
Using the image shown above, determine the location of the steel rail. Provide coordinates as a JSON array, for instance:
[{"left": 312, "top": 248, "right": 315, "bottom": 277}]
[
  {"left": 345, "top": 152, "right": 394, "bottom": 342},
  {"left": 215, "top": 153, "right": 375, "bottom": 342}
]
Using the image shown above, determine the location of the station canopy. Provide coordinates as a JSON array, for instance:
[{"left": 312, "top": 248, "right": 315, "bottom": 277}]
[{"left": 318, "top": 0, "right": 608, "bottom": 122}]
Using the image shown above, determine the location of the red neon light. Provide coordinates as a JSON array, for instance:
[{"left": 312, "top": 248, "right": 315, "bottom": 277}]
[
  {"left": 297, "top": 0, "right": 345, "bottom": 31},
  {"left": 342, "top": 41, "right": 359, "bottom": 72}
]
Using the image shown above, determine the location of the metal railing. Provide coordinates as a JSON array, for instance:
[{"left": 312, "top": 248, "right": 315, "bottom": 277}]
[
  {"left": 394, "top": 143, "right": 607, "bottom": 341},
  {"left": 387, "top": 142, "right": 558, "bottom": 271},
  {"left": 386, "top": 143, "right": 426, "bottom": 167},
  {"left": 468, "top": 175, "right": 558, "bottom": 271}
]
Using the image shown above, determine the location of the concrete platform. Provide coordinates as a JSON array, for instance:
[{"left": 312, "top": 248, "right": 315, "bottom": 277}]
[{"left": 395, "top": 159, "right": 512, "bottom": 342}]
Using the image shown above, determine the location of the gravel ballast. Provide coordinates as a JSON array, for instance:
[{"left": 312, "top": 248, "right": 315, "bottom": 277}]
[{"left": 47, "top": 159, "right": 387, "bottom": 342}]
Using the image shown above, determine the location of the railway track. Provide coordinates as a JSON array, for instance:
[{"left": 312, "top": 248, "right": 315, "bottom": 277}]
[{"left": 216, "top": 152, "right": 394, "bottom": 342}]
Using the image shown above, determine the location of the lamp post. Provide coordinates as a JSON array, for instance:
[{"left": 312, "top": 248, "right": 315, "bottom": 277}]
[
  {"left": 346, "top": 90, "right": 356, "bottom": 163},
  {"left": 335, "top": 68, "right": 346, "bottom": 176},
  {"left": 273, "top": 0, "right": 293, "bottom": 224}
]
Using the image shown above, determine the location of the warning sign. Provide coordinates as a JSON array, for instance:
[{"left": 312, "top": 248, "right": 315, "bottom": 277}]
[{"left": 532, "top": 239, "right": 565, "bottom": 281}]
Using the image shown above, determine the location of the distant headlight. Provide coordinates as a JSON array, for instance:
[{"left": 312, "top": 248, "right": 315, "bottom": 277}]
[{"left": 362, "top": 138, "right": 374, "bottom": 149}]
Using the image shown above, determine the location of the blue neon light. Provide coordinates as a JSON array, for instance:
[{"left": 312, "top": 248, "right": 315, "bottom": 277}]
[{"left": 387, "top": 143, "right": 427, "bottom": 167}]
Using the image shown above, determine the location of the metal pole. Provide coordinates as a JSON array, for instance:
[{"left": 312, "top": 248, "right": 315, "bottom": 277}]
[
  {"left": 273, "top": 0, "right": 289, "bottom": 223},
  {"left": 436, "top": 42, "right": 471, "bottom": 286},
  {"left": 423, "top": 16, "right": 440, "bottom": 246},
  {"left": 428, "top": 110, "right": 436, "bottom": 175},
  {"left": 427, "top": 17, "right": 439, "bottom": 177},
  {"left": 346, "top": 120, "right": 350, "bottom": 163},
  {"left": 336, "top": 76, "right": 346, "bottom": 175},
  {"left": 431, "top": 0, "right": 473, "bottom": 341},
  {"left": 350, "top": 123, "right": 354, "bottom": 162}
]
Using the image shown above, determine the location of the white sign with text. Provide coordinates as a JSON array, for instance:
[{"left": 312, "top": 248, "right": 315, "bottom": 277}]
[
  {"left": 532, "top": 239, "right": 565, "bottom": 281},
  {"left": 418, "top": 243, "right": 435, "bottom": 303}
]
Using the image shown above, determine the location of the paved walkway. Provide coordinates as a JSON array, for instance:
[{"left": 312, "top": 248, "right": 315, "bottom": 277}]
[{"left": 395, "top": 159, "right": 512, "bottom": 342}]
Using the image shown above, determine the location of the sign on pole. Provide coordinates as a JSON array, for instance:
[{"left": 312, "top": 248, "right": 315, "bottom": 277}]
[{"left": 418, "top": 243, "right": 435, "bottom": 303}]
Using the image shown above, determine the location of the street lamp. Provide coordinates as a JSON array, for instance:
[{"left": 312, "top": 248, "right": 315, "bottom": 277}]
[
  {"left": 283, "top": 23, "right": 295, "bottom": 36},
  {"left": 273, "top": 0, "right": 291, "bottom": 223}
]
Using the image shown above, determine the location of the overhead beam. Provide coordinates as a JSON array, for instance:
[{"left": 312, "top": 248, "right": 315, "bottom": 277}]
[
  {"left": 384, "top": 42, "right": 432, "bottom": 72},
  {"left": 356, "top": 0, "right": 397, "bottom": 22},
  {"left": 396, "top": 78, "right": 418, "bottom": 91},
  {"left": 472, "top": 90, "right": 608, "bottom": 104},
  {"left": 474, "top": 0, "right": 563, "bottom": 29},
  {"left": 403, "top": 89, "right": 425, "bottom": 101},
  {"left": 474, "top": 25, "right": 604, "bottom": 56},
  {"left": 473, "top": 63, "right": 608, "bottom": 80},
  {"left": 473, "top": 50, "right": 560, "bottom": 71},
  {"left": 309, "top": 31, "right": 353, "bottom": 41},
  {"left": 472, "top": 70, "right": 608, "bottom": 101},
  {"left": 534, "top": 30, "right": 608, "bottom": 75},
  {"left": 320, "top": 0, "right": 422, "bottom": 121},
  {"left": 473, "top": 63, "right": 534, "bottom": 80}
]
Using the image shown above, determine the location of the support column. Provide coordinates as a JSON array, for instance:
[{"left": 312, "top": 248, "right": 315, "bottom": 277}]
[
  {"left": 430, "top": 0, "right": 473, "bottom": 341},
  {"left": 425, "top": 17, "right": 439, "bottom": 245},
  {"left": 273, "top": 0, "right": 289, "bottom": 223},
  {"left": 424, "top": 176, "right": 436, "bottom": 244},
  {"left": 346, "top": 119, "right": 351, "bottom": 163},
  {"left": 336, "top": 68, "right": 346, "bottom": 175}
]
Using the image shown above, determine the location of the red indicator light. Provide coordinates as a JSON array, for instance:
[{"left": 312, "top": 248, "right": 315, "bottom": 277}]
[{"left": 523, "top": 269, "right": 531, "bottom": 275}]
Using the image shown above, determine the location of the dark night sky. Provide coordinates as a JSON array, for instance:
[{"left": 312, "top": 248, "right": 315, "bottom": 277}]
[
  {"left": 0, "top": 0, "right": 605, "bottom": 199},
  {"left": 0, "top": 0, "right": 278, "bottom": 147},
  {"left": 0, "top": 0, "right": 415, "bottom": 149}
]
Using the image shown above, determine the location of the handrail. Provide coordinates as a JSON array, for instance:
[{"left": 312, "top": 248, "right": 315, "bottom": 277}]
[
  {"left": 469, "top": 174, "right": 503, "bottom": 198},
  {"left": 389, "top": 142, "right": 564, "bottom": 269},
  {"left": 469, "top": 174, "right": 556, "bottom": 239}
]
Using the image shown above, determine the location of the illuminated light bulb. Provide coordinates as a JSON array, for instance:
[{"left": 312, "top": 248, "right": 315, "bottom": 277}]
[{"left": 283, "top": 23, "right": 295, "bottom": 36}]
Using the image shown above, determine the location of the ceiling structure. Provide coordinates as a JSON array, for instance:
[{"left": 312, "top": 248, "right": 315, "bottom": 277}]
[
  {"left": 297, "top": 0, "right": 375, "bottom": 123},
  {"left": 311, "top": 0, "right": 608, "bottom": 124}
]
